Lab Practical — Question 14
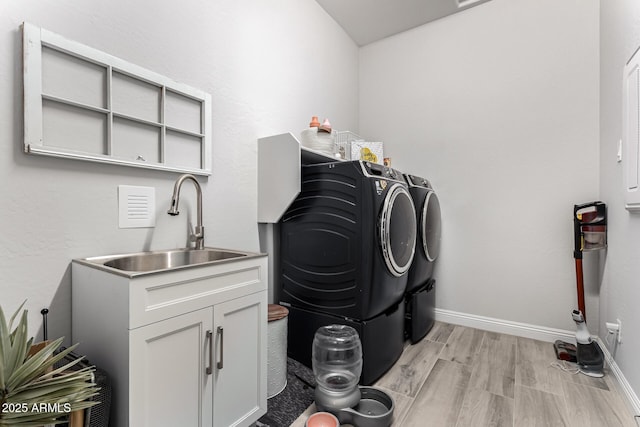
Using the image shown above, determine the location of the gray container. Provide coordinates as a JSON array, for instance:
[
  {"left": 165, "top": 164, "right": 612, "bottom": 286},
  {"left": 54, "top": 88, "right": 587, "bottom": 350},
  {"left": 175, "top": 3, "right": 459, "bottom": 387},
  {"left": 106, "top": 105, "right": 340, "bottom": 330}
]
[{"left": 336, "top": 387, "right": 394, "bottom": 427}]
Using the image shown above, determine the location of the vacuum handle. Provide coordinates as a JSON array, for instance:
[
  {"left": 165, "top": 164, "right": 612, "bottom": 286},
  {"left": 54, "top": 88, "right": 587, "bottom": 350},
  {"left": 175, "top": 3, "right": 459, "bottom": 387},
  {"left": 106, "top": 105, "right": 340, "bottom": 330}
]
[{"left": 573, "top": 220, "right": 583, "bottom": 260}]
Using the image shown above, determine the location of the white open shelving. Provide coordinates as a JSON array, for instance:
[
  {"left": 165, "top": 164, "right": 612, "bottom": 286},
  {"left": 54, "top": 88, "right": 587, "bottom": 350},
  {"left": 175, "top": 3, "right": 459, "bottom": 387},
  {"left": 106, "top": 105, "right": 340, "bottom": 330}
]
[{"left": 23, "top": 22, "right": 212, "bottom": 176}]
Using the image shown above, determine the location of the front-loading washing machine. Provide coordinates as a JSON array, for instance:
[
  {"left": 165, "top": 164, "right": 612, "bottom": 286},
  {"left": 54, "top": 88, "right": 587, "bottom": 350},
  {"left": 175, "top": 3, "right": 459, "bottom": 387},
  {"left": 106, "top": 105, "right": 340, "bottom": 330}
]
[
  {"left": 279, "top": 160, "right": 417, "bottom": 384},
  {"left": 404, "top": 174, "right": 442, "bottom": 343},
  {"left": 280, "top": 160, "right": 416, "bottom": 320}
]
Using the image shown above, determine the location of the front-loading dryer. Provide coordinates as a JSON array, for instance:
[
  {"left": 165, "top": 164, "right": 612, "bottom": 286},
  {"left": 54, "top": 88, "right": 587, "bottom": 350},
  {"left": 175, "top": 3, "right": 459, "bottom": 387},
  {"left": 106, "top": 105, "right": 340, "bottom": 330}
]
[
  {"left": 404, "top": 174, "right": 442, "bottom": 343},
  {"left": 279, "top": 160, "right": 417, "bottom": 320},
  {"left": 405, "top": 174, "right": 441, "bottom": 291}
]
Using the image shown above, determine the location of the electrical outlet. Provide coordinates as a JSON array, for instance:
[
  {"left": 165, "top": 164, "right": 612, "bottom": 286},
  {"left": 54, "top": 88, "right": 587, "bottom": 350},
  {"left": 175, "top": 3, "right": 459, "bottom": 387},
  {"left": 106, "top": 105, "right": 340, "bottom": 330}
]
[
  {"left": 617, "top": 318, "right": 622, "bottom": 344},
  {"left": 606, "top": 320, "right": 623, "bottom": 344}
]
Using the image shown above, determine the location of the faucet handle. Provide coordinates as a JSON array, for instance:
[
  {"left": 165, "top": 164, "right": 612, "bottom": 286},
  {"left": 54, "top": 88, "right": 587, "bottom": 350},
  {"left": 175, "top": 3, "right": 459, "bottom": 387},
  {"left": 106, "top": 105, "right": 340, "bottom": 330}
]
[
  {"left": 188, "top": 223, "right": 197, "bottom": 242},
  {"left": 189, "top": 223, "right": 204, "bottom": 242},
  {"left": 188, "top": 223, "right": 205, "bottom": 248}
]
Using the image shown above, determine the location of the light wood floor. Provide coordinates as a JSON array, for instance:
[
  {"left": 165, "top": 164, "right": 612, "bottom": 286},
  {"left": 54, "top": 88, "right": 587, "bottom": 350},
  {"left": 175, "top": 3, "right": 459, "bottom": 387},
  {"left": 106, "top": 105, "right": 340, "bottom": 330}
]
[{"left": 291, "top": 322, "right": 638, "bottom": 427}]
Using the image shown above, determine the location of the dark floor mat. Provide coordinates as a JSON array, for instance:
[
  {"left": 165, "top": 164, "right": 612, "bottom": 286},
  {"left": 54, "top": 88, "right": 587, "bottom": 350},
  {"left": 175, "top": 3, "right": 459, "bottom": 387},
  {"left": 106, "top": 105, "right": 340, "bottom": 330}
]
[{"left": 257, "top": 358, "right": 316, "bottom": 427}]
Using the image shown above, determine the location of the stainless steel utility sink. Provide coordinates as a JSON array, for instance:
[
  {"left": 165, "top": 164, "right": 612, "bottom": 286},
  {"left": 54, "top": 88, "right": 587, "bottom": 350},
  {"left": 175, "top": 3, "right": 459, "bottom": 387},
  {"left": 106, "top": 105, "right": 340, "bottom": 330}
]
[{"left": 76, "top": 247, "right": 262, "bottom": 277}]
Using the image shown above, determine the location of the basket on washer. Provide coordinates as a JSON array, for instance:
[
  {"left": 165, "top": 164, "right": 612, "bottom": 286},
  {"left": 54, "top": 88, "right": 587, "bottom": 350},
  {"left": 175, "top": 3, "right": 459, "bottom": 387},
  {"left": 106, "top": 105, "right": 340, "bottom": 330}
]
[{"left": 334, "top": 131, "right": 364, "bottom": 161}]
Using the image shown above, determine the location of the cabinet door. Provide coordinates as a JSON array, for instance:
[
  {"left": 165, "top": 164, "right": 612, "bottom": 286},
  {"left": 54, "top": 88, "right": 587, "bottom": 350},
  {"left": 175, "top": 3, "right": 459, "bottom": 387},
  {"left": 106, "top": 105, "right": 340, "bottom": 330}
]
[
  {"left": 213, "top": 291, "right": 267, "bottom": 427},
  {"left": 130, "top": 307, "right": 214, "bottom": 427}
]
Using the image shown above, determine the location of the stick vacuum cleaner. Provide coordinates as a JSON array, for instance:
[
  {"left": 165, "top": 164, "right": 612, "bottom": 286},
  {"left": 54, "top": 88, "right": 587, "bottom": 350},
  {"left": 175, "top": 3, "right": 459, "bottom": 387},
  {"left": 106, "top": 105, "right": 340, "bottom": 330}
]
[{"left": 554, "top": 202, "right": 606, "bottom": 377}]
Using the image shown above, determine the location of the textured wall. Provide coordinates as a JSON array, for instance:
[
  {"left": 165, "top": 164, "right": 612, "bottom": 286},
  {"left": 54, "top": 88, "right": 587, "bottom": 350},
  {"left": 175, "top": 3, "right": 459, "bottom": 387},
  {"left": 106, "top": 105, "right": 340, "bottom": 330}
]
[
  {"left": 0, "top": 0, "right": 358, "bottom": 342},
  {"left": 358, "top": 0, "right": 600, "bottom": 332}
]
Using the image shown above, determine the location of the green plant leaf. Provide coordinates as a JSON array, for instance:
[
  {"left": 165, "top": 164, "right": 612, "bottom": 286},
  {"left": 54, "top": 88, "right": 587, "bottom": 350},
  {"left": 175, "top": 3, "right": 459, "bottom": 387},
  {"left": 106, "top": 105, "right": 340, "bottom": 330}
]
[
  {"left": 0, "top": 408, "right": 67, "bottom": 425},
  {"left": 0, "top": 304, "right": 10, "bottom": 391},
  {"left": 30, "top": 352, "right": 88, "bottom": 383},
  {"left": 6, "top": 311, "right": 29, "bottom": 382},
  {"left": 12, "top": 376, "right": 100, "bottom": 398},
  {"left": 7, "top": 301, "right": 26, "bottom": 332},
  {"left": 11, "top": 373, "right": 96, "bottom": 398},
  {"left": 17, "top": 364, "right": 94, "bottom": 393},
  {"left": 0, "top": 302, "right": 28, "bottom": 397},
  {"left": 11, "top": 343, "right": 80, "bottom": 390},
  {"left": 0, "top": 303, "right": 99, "bottom": 426},
  {"left": 12, "top": 382, "right": 93, "bottom": 401},
  {"left": 6, "top": 337, "right": 64, "bottom": 390}
]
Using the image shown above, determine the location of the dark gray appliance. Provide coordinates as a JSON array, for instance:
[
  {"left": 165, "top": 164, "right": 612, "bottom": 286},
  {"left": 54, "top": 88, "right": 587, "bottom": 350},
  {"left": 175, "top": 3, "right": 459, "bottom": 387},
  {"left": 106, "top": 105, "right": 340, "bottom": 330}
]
[
  {"left": 279, "top": 160, "right": 417, "bottom": 384},
  {"left": 404, "top": 174, "right": 441, "bottom": 343}
]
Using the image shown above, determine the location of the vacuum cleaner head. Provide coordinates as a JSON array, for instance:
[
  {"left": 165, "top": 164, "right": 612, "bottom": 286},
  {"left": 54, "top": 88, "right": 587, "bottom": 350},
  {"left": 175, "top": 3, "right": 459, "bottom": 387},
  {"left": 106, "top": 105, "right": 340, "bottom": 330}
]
[
  {"left": 572, "top": 309, "right": 605, "bottom": 378},
  {"left": 576, "top": 340, "right": 605, "bottom": 378},
  {"left": 553, "top": 340, "right": 577, "bottom": 363}
]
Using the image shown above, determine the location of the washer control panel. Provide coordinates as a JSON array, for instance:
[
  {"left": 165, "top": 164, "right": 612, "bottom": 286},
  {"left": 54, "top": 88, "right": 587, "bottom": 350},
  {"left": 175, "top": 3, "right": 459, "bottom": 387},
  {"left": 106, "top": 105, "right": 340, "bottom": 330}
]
[{"left": 363, "top": 161, "right": 404, "bottom": 183}]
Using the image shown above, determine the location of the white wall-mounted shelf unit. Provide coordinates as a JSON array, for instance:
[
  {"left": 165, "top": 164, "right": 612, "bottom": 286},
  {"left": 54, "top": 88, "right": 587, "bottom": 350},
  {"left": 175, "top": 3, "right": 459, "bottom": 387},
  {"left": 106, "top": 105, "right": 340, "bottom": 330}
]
[{"left": 22, "top": 22, "right": 212, "bottom": 176}]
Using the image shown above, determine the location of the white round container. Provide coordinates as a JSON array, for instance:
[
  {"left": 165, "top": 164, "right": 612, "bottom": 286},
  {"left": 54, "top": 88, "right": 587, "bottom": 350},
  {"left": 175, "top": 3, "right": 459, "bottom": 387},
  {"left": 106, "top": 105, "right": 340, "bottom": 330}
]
[
  {"left": 300, "top": 128, "right": 336, "bottom": 157},
  {"left": 267, "top": 304, "right": 289, "bottom": 398},
  {"left": 300, "top": 127, "right": 319, "bottom": 149}
]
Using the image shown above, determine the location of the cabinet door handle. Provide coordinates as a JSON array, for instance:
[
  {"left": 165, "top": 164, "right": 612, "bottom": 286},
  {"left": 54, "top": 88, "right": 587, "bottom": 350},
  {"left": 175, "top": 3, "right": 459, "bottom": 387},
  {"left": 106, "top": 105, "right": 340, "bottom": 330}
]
[
  {"left": 206, "top": 330, "right": 213, "bottom": 375},
  {"left": 217, "top": 326, "right": 224, "bottom": 370}
]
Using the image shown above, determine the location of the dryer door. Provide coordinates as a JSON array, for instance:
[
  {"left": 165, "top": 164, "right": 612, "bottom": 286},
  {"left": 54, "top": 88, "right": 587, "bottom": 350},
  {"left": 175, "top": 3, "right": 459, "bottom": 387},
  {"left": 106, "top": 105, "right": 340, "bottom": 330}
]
[
  {"left": 380, "top": 184, "right": 417, "bottom": 277},
  {"left": 421, "top": 191, "right": 442, "bottom": 262}
]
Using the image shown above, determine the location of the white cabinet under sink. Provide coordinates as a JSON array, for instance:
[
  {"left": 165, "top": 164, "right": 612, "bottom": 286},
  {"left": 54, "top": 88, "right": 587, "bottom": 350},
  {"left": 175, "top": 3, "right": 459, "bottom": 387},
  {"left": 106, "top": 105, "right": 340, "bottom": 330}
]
[
  {"left": 72, "top": 253, "right": 268, "bottom": 427},
  {"left": 129, "top": 307, "right": 213, "bottom": 426}
]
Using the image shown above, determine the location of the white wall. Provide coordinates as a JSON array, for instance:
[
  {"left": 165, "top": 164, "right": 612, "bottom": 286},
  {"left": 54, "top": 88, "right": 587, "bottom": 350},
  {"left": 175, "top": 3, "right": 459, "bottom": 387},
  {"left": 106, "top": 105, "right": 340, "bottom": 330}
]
[
  {"left": 600, "top": 0, "right": 640, "bottom": 408},
  {"left": 11, "top": 0, "right": 639, "bottom": 401},
  {"left": 359, "top": 0, "right": 600, "bottom": 332},
  {"left": 0, "top": 0, "right": 358, "bottom": 342}
]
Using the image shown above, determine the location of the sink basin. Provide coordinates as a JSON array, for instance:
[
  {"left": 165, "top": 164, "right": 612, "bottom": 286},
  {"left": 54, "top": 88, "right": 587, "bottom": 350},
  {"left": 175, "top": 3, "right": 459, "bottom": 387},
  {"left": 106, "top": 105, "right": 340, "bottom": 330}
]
[
  {"left": 104, "top": 249, "right": 247, "bottom": 272},
  {"left": 77, "top": 248, "right": 261, "bottom": 276}
]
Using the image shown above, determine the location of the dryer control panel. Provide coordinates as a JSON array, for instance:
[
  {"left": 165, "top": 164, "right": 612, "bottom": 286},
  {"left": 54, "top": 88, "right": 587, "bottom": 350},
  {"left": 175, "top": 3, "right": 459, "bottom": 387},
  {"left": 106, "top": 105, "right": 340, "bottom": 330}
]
[{"left": 406, "top": 174, "right": 432, "bottom": 189}]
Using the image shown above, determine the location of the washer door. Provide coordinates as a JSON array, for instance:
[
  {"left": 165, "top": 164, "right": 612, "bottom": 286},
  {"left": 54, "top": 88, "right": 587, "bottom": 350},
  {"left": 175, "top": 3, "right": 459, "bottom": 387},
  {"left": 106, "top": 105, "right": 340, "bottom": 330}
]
[
  {"left": 421, "top": 191, "right": 442, "bottom": 262},
  {"left": 379, "top": 184, "right": 417, "bottom": 277}
]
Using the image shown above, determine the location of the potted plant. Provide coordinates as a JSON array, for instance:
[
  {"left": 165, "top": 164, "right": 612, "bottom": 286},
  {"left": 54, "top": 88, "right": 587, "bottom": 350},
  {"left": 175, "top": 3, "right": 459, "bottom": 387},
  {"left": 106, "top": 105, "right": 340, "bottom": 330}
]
[{"left": 0, "top": 302, "right": 99, "bottom": 426}]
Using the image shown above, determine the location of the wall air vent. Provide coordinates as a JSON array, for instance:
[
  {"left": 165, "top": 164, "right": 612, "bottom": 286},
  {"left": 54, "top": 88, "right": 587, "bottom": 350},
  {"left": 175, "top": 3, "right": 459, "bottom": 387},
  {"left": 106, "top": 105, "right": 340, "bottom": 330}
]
[{"left": 118, "top": 185, "right": 156, "bottom": 228}]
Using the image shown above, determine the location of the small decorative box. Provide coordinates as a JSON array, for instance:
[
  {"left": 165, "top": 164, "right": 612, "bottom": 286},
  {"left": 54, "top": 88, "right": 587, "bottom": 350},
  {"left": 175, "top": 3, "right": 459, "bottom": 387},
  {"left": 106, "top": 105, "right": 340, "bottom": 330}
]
[{"left": 351, "top": 141, "right": 384, "bottom": 165}]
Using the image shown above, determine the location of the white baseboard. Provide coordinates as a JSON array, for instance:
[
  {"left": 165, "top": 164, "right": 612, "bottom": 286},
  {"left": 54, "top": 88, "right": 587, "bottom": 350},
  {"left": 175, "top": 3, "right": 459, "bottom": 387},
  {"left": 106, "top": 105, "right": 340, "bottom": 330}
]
[
  {"left": 434, "top": 308, "right": 640, "bottom": 418},
  {"left": 596, "top": 337, "right": 640, "bottom": 416},
  {"left": 434, "top": 308, "right": 575, "bottom": 342}
]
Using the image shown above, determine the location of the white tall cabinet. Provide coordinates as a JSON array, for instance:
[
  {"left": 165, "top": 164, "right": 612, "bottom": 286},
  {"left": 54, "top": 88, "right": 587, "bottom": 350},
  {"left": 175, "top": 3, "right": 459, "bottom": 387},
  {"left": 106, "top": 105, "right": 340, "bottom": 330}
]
[
  {"left": 72, "top": 253, "right": 268, "bottom": 427},
  {"left": 257, "top": 132, "right": 340, "bottom": 303}
]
